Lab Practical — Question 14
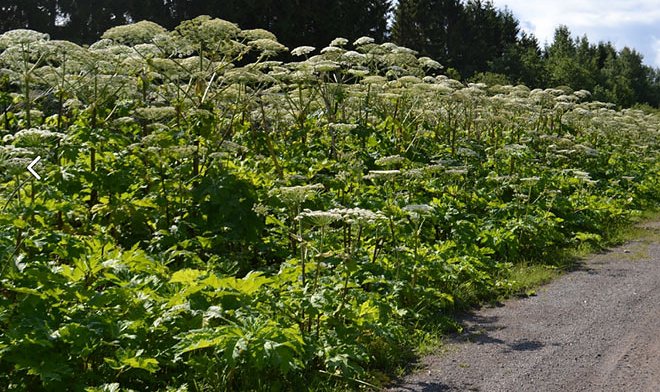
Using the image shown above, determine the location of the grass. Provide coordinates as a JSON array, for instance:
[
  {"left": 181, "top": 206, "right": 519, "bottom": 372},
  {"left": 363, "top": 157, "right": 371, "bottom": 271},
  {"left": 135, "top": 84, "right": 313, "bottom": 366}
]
[
  {"left": 506, "top": 262, "right": 560, "bottom": 297},
  {"left": 506, "top": 208, "right": 660, "bottom": 295},
  {"left": 608, "top": 210, "right": 660, "bottom": 244}
]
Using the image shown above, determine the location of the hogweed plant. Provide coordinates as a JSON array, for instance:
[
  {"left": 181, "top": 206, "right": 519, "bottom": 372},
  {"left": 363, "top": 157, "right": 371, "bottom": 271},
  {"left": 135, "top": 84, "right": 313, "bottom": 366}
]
[{"left": 0, "top": 17, "right": 657, "bottom": 391}]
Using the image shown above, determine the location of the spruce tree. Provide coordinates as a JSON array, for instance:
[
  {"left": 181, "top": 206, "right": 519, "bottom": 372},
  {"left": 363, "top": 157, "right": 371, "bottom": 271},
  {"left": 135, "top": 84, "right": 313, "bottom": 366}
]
[{"left": 392, "top": 0, "right": 465, "bottom": 73}]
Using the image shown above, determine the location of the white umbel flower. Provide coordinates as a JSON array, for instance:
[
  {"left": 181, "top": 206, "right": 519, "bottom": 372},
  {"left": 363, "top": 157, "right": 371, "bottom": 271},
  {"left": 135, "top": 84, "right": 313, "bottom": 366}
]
[
  {"left": 418, "top": 57, "right": 443, "bottom": 70},
  {"left": 101, "top": 21, "right": 167, "bottom": 46},
  {"left": 0, "top": 29, "right": 49, "bottom": 48},
  {"left": 403, "top": 204, "right": 434, "bottom": 216},
  {"left": 296, "top": 209, "right": 342, "bottom": 227},
  {"left": 270, "top": 184, "right": 325, "bottom": 206},
  {"left": 330, "top": 38, "right": 349, "bottom": 47},
  {"left": 249, "top": 39, "right": 288, "bottom": 55},
  {"left": 364, "top": 170, "right": 401, "bottom": 180},
  {"left": 353, "top": 36, "right": 375, "bottom": 46},
  {"left": 291, "top": 46, "right": 316, "bottom": 57}
]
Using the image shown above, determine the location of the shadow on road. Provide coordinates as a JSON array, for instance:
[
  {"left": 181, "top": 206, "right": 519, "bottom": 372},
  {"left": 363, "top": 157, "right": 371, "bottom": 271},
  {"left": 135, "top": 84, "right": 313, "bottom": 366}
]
[
  {"left": 390, "top": 381, "right": 456, "bottom": 391},
  {"left": 454, "top": 313, "right": 546, "bottom": 353}
]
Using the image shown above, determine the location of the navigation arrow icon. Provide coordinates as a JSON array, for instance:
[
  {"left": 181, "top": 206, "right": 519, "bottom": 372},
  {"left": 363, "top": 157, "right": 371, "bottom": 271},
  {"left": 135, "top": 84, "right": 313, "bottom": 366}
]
[{"left": 27, "top": 156, "right": 41, "bottom": 180}]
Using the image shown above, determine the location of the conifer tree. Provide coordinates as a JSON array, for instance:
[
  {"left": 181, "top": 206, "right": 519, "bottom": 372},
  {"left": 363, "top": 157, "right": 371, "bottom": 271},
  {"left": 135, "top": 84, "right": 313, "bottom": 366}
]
[{"left": 392, "top": 0, "right": 465, "bottom": 72}]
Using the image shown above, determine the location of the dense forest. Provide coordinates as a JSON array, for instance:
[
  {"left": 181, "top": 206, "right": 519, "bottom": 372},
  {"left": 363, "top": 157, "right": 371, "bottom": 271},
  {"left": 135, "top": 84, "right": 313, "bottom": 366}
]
[{"left": 1, "top": 0, "right": 659, "bottom": 108}]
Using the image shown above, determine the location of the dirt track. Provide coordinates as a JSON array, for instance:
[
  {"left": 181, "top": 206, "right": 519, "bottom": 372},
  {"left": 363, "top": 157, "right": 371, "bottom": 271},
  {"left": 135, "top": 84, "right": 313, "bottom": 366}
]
[{"left": 387, "top": 221, "right": 660, "bottom": 392}]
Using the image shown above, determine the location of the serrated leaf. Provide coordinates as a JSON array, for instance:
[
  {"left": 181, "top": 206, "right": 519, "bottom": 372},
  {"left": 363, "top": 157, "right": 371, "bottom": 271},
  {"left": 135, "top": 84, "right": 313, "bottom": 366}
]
[
  {"left": 121, "top": 357, "right": 160, "bottom": 373},
  {"left": 25, "top": 357, "right": 73, "bottom": 382},
  {"left": 169, "top": 268, "right": 204, "bottom": 284},
  {"left": 175, "top": 327, "right": 242, "bottom": 356}
]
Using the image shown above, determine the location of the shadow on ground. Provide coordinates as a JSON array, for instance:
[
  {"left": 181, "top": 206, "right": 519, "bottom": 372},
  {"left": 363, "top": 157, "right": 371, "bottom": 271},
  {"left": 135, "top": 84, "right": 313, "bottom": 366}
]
[
  {"left": 456, "top": 313, "right": 546, "bottom": 353},
  {"left": 388, "top": 381, "right": 457, "bottom": 391}
]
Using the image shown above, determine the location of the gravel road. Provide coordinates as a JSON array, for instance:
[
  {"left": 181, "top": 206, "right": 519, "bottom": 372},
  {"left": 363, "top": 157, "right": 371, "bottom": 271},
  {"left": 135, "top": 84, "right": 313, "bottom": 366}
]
[{"left": 387, "top": 221, "right": 660, "bottom": 392}]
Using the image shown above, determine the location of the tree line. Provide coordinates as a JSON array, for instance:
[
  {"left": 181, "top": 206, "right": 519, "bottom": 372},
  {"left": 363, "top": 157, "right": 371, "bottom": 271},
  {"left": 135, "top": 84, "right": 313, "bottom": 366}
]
[{"left": 2, "top": 0, "right": 658, "bottom": 107}]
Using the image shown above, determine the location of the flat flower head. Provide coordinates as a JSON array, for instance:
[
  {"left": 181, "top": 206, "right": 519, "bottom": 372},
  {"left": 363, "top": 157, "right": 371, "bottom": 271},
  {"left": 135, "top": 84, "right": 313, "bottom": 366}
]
[
  {"left": 2, "top": 157, "right": 34, "bottom": 175},
  {"left": 13, "top": 128, "right": 65, "bottom": 142},
  {"left": 314, "top": 60, "right": 340, "bottom": 73},
  {"left": 0, "top": 29, "right": 49, "bottom": 49},
  {"left": 175, "top": 16, "right": 241, "bottom": 50},
  {"left": 88, "top": 43, "right": 133, "bottom": 64},
  {"left": 403, "top": 204, "right": 434, "bottom": 216},
  {"left": 348, "top": 68, "right": 369, "bottom": 77},
  {"left": 320, "top": 46, "right": 344, "bottom": 55},
  {"left": 270, "top": 184, "right": 324, "bottom": 206},
  {"left": 361, "top": 75, "right": 387, "bottom": 85},
  {"left": 200, "top": 18, "right": 241, "bottom": 39},
  {"left": 249, "top": 38, "right": 288, "bottom": 56},
  {"left": 291, "top": 46, "right": 316, "bottom": 57},
  {"left": 40, "top": 40, "right": 86, "bottom": 63},
  {"left": 330, "top": 37, "right": 349, "bottom": 47},
  {"left": 574, "top": 89, "right": 591, "bottom": 100},
  {"left": 375, "top": 155, "right": 405, "bottom": 168},
  {"left": 418, "top": 56, "right": 443, "bottom": 70},
  {"left": 380, "top": 42, "right": 397, "bottom": 51},
  {"left": 132, "top": 43, "right": 162, "bottom": 58},
  {"left": 135, "top": 106, "right": 177, "bottom": 122},
  {"left": 102, "top": 21, "right": 167, "bottom": 46},
  {"left": 364, "top": 170, "right": 401, "bottom": 181},
  {"left": 296, "top": 209, "right": 342, "bottom": 227},
  {"left": 152, "top": 33, "right": 194, "bottom": 56},
  {"left": 327, "top": 208, "right": 385, "bottom": 225},
  {"left": 353, "top": 36, "right": 375, "bottom": 46},
  {"left": 393, "top": 46, "right": 418, "bottom": 56},
  {"left": 340, "top": 51, "right": 366, "bottom": 63},
  {"left": 240, "top": 28, "right": 277, "bottom": 42},
  {"left": 397, "top": 75, "right": 422, "bottom": 85}
]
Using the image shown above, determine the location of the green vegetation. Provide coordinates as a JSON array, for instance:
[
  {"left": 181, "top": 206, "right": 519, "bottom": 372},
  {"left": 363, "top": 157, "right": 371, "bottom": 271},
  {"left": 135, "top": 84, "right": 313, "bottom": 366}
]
[
  {"left": 506, "top": 210, "right": 660, "bottom": 298},
  {"left": 0, "top": 18, "right": 658, "bottom": 391}
]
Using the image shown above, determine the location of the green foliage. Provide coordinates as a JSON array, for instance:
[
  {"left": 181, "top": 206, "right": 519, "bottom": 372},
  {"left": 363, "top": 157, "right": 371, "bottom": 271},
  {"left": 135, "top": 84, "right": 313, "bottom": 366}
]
[
  {"left": 0, "top": 18, "right": 658, "bottom": 391},
  {"left": 543, "top": 26, "right": 659, "bottom": 108}
]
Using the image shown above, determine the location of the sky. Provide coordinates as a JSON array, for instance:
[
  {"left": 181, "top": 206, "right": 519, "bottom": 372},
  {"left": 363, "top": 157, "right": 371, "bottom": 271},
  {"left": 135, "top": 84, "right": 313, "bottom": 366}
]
[{"left": 489, "top": 0, "right": 660, "bottom": 68}]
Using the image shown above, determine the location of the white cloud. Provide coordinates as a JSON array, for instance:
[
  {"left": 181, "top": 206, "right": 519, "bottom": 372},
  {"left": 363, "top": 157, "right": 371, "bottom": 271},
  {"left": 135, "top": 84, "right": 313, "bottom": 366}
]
[{"left": 492, "top": 0, "right": 660, "bottom": 67}]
